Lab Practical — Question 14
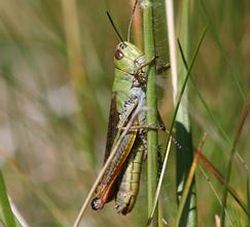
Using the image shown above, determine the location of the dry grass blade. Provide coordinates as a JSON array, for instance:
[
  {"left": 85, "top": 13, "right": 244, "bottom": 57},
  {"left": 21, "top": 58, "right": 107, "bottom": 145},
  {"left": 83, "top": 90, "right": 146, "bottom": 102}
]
[
  {"left": 61, "top": 0, "right": 86, "bottom": 87},
  {"left": 72, "top": 107, "right": 147, "bottom": 227},
  {"left": 9, "top": 197, "right": 29, "bottom": 227},
  {"left": 165, "top": 0, "right": 178, "bottom": 104},
  {"left": 221, "top": 96, "right": 250, "bottom": 226},
  {"left": 173, "top": 134, "right": 207, "bottom": 227},
  {"left": 178, "top": 38, "right": 250, "bottom": 177},
  {"left": 199, "top": 167, "right": 234, "bottom": 226},
  {"left": 197, "top": 150, "right": 250, "bottom": 217}
]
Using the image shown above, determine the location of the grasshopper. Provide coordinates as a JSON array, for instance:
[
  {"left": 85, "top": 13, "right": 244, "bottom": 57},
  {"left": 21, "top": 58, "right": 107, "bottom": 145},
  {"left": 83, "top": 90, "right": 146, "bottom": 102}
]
[
  {"left": 91, "top": 39, "right": 150, "bottom": 214},
  {"left": 91, "top": 7, "right": 155, "bottom": 214},
  {"left": 91, "top": 3, "right": 171, "bottom": 213}
]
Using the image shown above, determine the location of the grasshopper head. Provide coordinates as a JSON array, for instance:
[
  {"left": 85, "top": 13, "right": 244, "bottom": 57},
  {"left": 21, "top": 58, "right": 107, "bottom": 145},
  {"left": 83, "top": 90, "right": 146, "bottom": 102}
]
[{"left": 114, "top": 41, "right": 145, "bottom": 75}]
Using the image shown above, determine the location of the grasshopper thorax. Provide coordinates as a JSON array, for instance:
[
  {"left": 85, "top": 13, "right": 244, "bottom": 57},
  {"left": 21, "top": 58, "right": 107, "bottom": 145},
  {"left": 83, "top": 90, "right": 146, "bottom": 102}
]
[{"left": 114, "top": 41, "right": 147, "bottom": 86}]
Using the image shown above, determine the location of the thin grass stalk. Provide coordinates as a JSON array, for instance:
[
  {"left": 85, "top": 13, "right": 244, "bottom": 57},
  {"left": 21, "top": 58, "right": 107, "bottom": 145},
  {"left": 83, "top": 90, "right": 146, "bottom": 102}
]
[
  {"left": 147, "top": 137, "right": 172, "bottom": 226},
  {"left": 147, "top": 26, "right": 207, "bottom": 226},
  {"left": 199, "top": 167, "right": 234, "bottom": 227},
  {"left": 200, "top": 0, "right": 246, "bottom": 101},
  {"left": 61, "top": 0, "right": 86, "bottom": 87},
  {"left": 199, "top": 0, "right": 250, "bottom": 179},
  {"left": 189, "top": 75, "right": 250, "bottom": 176},
  {"left": 165, "top": 0, "right": 178, "bottom": 104},
  {"left": 197, "top": 152, "right": 249, "bottom": 217},
  {"left": 174, "top": 134, "right": 207, "bottom": 227},
  {"left": 177, "top": 30, "right": 250, "bottom": 222},
  {"left": 175, "top": 0, "right": 197, "bottom": 226},
  {"left": 165, "top": 0, "right": 197, "bottom": 225},
  {"left": 247, "top": 176, "right": 250, "bottom": 226},
  {"left": 61, "top": 0, "right": 97, "bottom": 163},
  {"left": 0, "top": 171, "right": 17, "bottom": 227},
  {"left": 141, "top": 0, "right": 159, "bottom": 224},
  {"left": 220, "top": 97, "right": 250, "bottom": 226},
  {"left": 178, "top": 30, "right": 250, "bottom": 179},
  {"left": 72, "top": 107, "right": 145, "bottom": 227},
  {"left": 177, "top": 33, "right": 249, "bottom": 225},
  {"left": 165, "top": 23, "right": 206, "bottom": 226},
  {"left": 9, "top": 197, "right": 29, "bottom": 227}
]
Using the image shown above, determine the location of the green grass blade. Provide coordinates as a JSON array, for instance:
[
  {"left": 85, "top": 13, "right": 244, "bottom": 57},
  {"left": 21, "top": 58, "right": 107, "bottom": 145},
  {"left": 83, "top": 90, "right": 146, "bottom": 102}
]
[
  {"left": 165, "top": 11, "right": 206, "bottom": 226},
  {"left": 175, "top": 0, "right": 197, "bottom": 225},
  {"left": 168, "top": 26, "right": 206, "bottom": 225},
  {"left": 189, "top": 79, "right": 250, "bottom": 176},
  {"left": 142, "top": 0, "right": 159, "bottom": 224},
  {"left": 220, "top": 97, "right": 250, "bottom": 226},
  {"left": 147, "top": 18, "right": 206, "bottom": 227},
  {"left": 0, "top": 170, "right": 17, "bottom": 227},
  {"left": 170, "top": 28, "right": 207, "bottom": 226},
  {"left": 199, "top": 166, "right": 234, "bottom": 226},
  {"left": 173, "top": 144, "right": 199, "bottom": 227},
  {"left": 198, "top": 151, "right": 250, "bottom": 217},
  {"left": 200, "top": 0, "right": 246, "bottom": 102},
  {"left": 178, "top": 34, "right": 250, "bottom": 224}
]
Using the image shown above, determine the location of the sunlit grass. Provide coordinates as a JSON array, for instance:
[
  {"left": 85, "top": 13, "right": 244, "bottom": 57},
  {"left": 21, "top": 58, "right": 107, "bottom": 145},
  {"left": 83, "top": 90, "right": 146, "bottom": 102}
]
[{"left": 0, "top": 0, "right": 249, "bottom": 226}]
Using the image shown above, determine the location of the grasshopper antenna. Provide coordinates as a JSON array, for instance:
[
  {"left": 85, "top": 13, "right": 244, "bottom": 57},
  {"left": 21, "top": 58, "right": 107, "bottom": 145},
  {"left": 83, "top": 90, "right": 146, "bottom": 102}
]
[
  {"left": 106, "top": 11, "right": 125, "bottom": 44},
  {"left": 127, "top": 0, "right": 139, "bottom": 42}
]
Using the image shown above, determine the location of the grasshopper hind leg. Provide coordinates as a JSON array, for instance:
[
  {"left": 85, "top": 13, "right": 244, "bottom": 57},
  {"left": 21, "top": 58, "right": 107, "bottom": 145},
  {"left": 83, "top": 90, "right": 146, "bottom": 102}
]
[
  {"left": 91, "top": 198, "right": 103, "bottom": 210},
  {"left": 115, "top": 140, "right": 145, "bottom": 215}
]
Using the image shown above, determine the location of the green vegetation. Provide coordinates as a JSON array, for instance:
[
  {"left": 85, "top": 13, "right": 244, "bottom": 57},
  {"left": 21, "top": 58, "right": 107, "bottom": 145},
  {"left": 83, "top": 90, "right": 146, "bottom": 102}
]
[{"left": 0, "top": 0, "right": 249, "bottom": 226}]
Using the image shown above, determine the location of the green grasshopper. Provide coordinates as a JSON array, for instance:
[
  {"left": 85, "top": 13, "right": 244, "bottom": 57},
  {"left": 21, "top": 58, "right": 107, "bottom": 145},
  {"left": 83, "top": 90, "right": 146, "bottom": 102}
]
[
  {"left": 90, "top": 8, "right": 173, "bottom": 214},
  {"left": 91, "top": 10, "right": 154, "bottom": 214}
]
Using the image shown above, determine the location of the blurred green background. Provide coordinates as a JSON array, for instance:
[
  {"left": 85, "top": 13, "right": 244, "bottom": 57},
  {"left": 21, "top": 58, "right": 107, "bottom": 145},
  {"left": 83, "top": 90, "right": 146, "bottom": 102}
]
[{"left": 0, "top": 0, "right": 249, "bottom": 226}]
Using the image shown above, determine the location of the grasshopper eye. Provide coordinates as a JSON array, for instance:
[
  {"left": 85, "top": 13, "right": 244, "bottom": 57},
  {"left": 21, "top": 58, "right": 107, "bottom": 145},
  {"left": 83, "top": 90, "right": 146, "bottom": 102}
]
[{"left": 114, "top": 49, "right": 124, "bottom": 60}]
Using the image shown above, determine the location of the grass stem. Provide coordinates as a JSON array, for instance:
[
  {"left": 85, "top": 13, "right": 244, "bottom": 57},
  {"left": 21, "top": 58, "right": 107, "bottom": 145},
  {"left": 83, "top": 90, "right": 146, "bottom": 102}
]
[{"left": 142, "top": 0, "right": 159, "bottom": 224}]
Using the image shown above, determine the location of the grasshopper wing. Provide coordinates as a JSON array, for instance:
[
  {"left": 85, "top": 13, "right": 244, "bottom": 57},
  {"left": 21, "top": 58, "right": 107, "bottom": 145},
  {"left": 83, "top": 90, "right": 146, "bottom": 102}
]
[
  {"left": 103, "top": 92, "right": 119, "bottom": 163},
  {"left": 91, "top": 93, "right": 140, "bottom": 210}
]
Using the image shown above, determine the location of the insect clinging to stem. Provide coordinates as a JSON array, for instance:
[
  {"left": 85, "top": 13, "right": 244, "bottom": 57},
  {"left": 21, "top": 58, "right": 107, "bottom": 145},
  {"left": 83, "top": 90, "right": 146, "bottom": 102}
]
[
  {"left": 91, "top": 3, "right": 156, "bottom": 214},
  {"left": 91, "top": 0, "right": 175, "bottom": 215}
]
